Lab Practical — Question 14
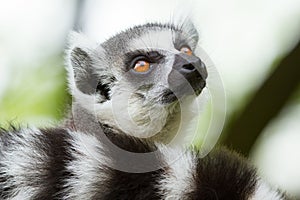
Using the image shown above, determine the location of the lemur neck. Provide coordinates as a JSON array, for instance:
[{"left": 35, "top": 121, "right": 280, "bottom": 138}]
[
  {"left": 63, "top": 101, "right": 197, "bottom": 146},
  {"left": 150, "top": 104, "right": 182, "bottom": 143},
  {"left": 62, "top": 103, "right": 105, "bottom": 135},
  {"left": 151, "top": 98, "right": 201, "bottom": 145}
]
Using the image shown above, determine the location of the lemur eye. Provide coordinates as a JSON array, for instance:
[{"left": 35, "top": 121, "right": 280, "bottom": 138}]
[
  {"left": 180, "top": 46, "right": 193, "bottom": 56},
  {"left": 133, "top": 60, "right": 150, "bottom": 72}
]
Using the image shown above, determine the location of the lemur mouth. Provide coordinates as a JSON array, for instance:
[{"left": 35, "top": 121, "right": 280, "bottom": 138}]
[
  {"left": 161, "top": 79, "right": 206, "bottom": 104},
  {"left": 161, "top": 90, "right": 178, "bottom": 103}
]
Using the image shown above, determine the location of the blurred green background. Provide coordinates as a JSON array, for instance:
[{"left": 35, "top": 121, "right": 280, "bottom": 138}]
[{"left": 0, "top": 0, "right": 300, "bottom": 197}]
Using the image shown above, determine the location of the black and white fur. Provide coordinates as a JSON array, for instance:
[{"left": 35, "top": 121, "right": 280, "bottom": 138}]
[
  {"left": 0, "top": 127, "right": 288, "bottom": 199},
  {"left": 0, "top": 21, "right": 290, "bottom": 199}
]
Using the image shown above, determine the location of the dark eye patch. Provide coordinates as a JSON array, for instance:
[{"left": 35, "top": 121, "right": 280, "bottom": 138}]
[{"left": 124, "top": 50, "right": 164, "bottom": 71}]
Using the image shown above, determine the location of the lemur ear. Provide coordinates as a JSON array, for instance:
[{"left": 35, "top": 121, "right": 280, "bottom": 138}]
[
  {"left": 66, "top": 32, "right": 100, "bottom": 95},
  {"left": 176, "top": 17, "right": 199, "bottom": 48},
  {"left": 182, "top": 18, "right": 199, "bottom": 43}
]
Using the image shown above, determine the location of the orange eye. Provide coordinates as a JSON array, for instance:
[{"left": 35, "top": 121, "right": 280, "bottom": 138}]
[
  {"left": 133, "top": 60, "right": 150, "bottom": 72},
  {"left": 180, "top": 46, "right": 193, "bottom": 56}
]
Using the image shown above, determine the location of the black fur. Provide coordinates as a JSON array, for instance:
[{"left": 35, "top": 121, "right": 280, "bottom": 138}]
[
  {"left": 92, "top": 132, "right": 163, "bottom": 200},
  {"left": 99, "top": 169, "right": 163, "bottom": 200},
  {"left": 102, "top": 124, "right": 157, "bottom": 153},
  {"left": 31, "top": 128, "right": 73, "bottom": 199},
  {"left": 188, "top": 148, "right": 257, "bottom": 200},
  {"left": 0, "top": 163, "right": 13, "bottom": 199},
  {"left": 96, "top": 76, "right": 116, "bottom": 101},
  {"left": 0, "top": 127, "right": 289, "bottom": 199}
]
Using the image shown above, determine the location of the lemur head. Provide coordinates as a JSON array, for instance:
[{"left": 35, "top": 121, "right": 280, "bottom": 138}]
[{"left": 67, "top": 21, "right": 207, "bottom": 142}]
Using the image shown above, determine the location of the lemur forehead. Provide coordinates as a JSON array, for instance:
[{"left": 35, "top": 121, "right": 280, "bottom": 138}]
[
  {"left": 101, "top": 23, "right": 187, "bottom": 55},
  {"left": 129, "top": 30, "right": 177, "bottom": 53}
]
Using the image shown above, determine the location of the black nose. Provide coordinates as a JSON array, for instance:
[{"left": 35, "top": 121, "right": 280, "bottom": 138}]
[
  {"left": 167, "top": 53, "right": 207, "bottom": 95},
  {"left": 174, "top": 53, "right": 208, "bottom": 80}
]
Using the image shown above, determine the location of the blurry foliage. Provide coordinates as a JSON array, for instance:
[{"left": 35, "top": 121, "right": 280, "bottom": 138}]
[
  {"left": 290, "top": 84, "right": 300, "bottom": 104},
  {"left": 221, "top": 42, "right": 300, "bottom": 156},
  {"left": 0, "top": 54, "right": 70, "bottom": 128}
]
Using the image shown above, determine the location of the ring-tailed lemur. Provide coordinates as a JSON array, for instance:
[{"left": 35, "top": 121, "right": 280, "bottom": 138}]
[
  {"left": 64, "top": 21, "right": 208, "bottom": 144},
  {"left": 0, "top": 21, "right": 290, "bottom": 199}
]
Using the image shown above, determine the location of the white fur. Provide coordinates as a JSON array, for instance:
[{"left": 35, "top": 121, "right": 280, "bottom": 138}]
[
  {"left": 102, "top": 85, "right": 170, "bottom": 138},
  {"left": 10, "top": 190, "right": 32, "bottom": 200},
  {"left": 169, "top": 94, "right": 206, "bottom": 147},
  {"left": 0, "top": 128, "right": 46, "bottom": 199},
  {"left": 250, "top": 180, "right": 284, "bottom": 200},
  {"left": 130, "top": 30, "right": 177, "bottom": 53},
  {"left": 158, "top": 147, "right": 196, "bottom": 199},
  {"left": 63, "top": 131, "right": 111, "bottom": 200}
]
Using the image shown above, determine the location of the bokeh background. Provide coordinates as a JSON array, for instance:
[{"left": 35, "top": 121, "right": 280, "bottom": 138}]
[{"left": 0, "top": 0, "right": 300, "bottom": 197}]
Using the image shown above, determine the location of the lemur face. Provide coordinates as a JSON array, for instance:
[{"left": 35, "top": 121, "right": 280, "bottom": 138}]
[
  {"left": 102, "top": 24, "right": 207, "bottom": 104},
  {"left": 68, "top": 22, "right": 207, "bottom": 139}
]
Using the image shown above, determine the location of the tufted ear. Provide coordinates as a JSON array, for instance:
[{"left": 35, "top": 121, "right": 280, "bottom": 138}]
[
  {"left": 66, "top": 32, "right": 116, "bottom": 104},
  {"left": 173, "top": 14, "right": 199, "bottom": 49},
  {"left": 180, "top": 18, "right": 199, "bottom": 47},
  {"left": 183, "top": 19, "right": 199, "bottom": 42},
  {"left": 66, "top": 32, "right": 99, "bottom": 95},
  {"left": 71, "top": 46, "right": 101, "bottom": 95}
]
